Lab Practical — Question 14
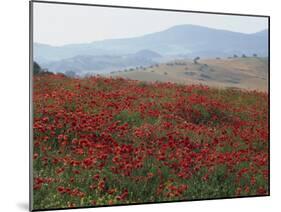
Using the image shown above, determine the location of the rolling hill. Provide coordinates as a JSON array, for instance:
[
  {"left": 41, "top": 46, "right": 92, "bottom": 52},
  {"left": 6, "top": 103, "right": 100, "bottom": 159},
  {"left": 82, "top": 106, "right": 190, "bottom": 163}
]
[
  {"left": 35, "top": 24, "right": 268, "bottom": 74},
  {"left": 42, "top": 49, "right": 163, "bottom": 74},
  {"left": 109, "top": 57, "right": 268, "bottom": 92}
]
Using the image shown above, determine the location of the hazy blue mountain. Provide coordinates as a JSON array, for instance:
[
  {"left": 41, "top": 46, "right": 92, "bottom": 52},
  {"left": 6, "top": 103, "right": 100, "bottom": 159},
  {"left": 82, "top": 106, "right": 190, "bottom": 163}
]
[
  {"left": 42, "top": 49, "right": 162, "bottom": 74},
  {"left": 35, "top": 24, "right": 268, "bottom": 73},
  {"left": 34, "top": 43, "right": 108, "bottom": 62}
]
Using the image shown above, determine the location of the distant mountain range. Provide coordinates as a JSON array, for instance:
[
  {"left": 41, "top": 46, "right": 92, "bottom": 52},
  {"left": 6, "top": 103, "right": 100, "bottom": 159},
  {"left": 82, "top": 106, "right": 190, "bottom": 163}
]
[
  {"left": 34, "top": 24, "right": 268, "bottom": 74},
  {"left": 43, "top": 49, "right": 162, "bottom": 74}
]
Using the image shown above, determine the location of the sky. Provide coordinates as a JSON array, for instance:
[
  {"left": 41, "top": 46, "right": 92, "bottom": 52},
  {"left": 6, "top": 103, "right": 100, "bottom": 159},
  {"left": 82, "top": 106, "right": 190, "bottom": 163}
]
[{"left": 33, "top": 2, "right": 268, "bottom": 46}]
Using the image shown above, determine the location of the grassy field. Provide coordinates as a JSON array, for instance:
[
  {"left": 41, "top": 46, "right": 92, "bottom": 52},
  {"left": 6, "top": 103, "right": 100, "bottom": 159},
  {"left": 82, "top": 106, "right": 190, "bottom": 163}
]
[
  {"left": 110, "top": 57, "right": 268, "bottom": 92},
  {"left": 33, "top": 74, "right": 269, "bottom": 210}
]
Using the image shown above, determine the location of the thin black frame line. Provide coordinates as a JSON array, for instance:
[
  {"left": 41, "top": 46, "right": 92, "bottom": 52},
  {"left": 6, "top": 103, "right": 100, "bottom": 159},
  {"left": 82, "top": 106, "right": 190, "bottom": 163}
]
[
  {"left": 29, "top": 1, "right": 34, "bottom": 212},
  {"left": 31, "top": 0, "right": 269, "bottom": 18},
  {"left": 29, "top": 0, "right": 270, "bottom": 211},
  {"left": 267, "top": 16, "right": 270, "bottom": 196}
]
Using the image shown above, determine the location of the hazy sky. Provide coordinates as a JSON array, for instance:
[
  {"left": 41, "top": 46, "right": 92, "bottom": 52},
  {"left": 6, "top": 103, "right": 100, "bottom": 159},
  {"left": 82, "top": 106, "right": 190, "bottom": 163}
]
[{"left": 33, "top": 2, "right": 268, "bottom": 46}]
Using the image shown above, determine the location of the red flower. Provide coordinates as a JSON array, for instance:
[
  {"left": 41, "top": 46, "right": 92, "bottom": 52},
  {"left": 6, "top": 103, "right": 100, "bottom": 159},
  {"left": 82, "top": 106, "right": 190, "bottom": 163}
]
[
  {"left": 117, "top": 189, "right": 128, "bottom": 201},
  {"left": 33, "top": 153, "right": 39, "bottom": 160},
  {"left": 57, "top": 186, "right": 65, "bottom": 194}
]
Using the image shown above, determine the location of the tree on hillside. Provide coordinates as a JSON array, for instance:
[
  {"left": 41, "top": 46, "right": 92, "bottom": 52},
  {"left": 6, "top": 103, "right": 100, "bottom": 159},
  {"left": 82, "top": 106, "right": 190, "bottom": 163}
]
[
  {"left": 242, "top": 54, "right": 247, "bottom": 58},
  {"left": 233, "top": 54, "right": 238, "bottom": 58},
  {"left": 193, "top": 56, "right": 200, "bottom": 64},
  {"left": 253, "top": 53, "right": 258, "bottom": 57},
  {"left": 33, "top": 61, "right": 41, "bottom": 75},
  {"left": 33, "top": 62, "right": 54, "bottom": 76}
]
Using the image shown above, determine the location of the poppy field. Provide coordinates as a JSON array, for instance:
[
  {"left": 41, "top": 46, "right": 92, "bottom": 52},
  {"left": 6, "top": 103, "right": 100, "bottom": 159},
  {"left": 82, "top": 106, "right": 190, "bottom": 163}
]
[{"left": 32, "top": 74, "right": 269, "bottom": 210}]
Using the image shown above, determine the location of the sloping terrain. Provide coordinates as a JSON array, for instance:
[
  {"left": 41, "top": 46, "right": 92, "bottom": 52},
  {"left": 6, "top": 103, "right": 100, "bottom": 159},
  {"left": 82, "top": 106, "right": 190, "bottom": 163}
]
[
  {"left": 110, "top": 57, "right": 268, "bottom": 92},
  {"left": 33, "top": 75, "right": 268, "bottom": 209}
]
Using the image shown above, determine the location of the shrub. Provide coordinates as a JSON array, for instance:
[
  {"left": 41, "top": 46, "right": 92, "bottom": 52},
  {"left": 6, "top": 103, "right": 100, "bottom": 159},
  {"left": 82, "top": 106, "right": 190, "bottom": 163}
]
[{"left": 193, "top": 56, "right": 200, "bottom": 64}]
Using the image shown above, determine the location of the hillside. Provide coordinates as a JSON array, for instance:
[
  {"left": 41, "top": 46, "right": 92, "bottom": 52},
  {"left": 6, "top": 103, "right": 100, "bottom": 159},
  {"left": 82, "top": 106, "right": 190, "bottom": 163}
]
[
  {"left": 33, "top": 74, "right": 268, "bottom": 209},
  {"left": 109, "top": 57, "right": 268, "bottom": 92},
  {"left": 40, "top": 49, "right": 163, "bottom": 74},
  {"left": 35, "top": 24, "right": 268, "bottom": 67}
]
